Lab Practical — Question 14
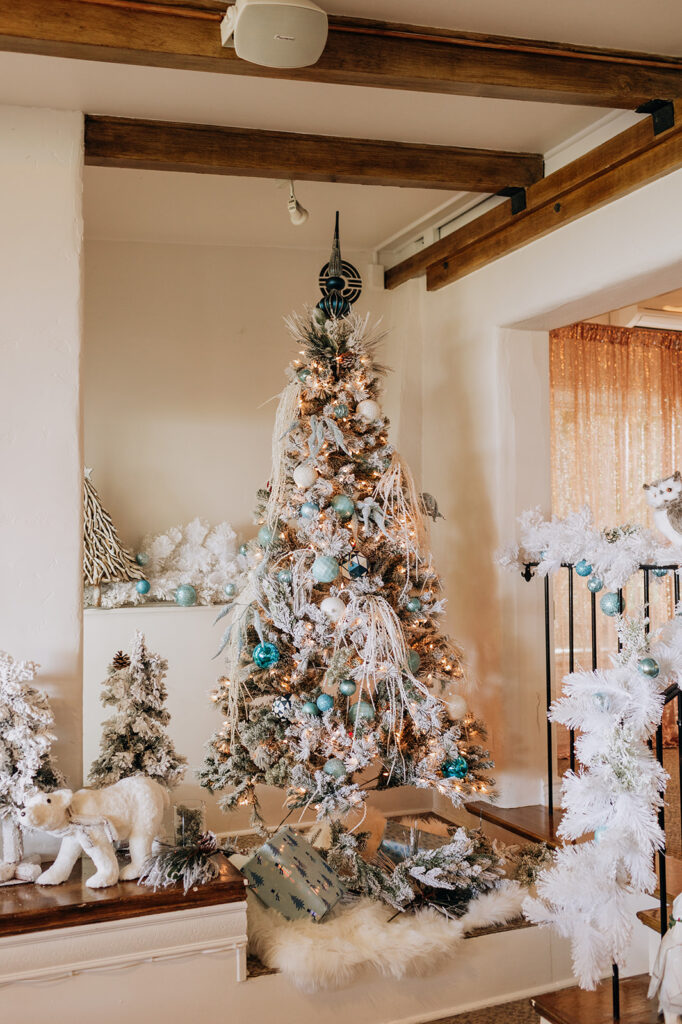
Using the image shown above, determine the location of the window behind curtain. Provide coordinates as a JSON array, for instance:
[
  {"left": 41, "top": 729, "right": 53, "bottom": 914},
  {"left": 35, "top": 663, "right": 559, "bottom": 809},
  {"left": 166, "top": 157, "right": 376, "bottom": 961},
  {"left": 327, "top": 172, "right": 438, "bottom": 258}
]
[{"left": 550, "top": 321, "right": 682, "bottom": 751}]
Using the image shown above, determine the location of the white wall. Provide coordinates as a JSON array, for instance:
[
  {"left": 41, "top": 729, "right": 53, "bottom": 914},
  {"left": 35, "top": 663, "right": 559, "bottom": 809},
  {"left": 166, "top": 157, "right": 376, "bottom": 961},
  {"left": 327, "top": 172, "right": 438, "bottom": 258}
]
[
  {"left": 0, "top": 105, "right": 83, "bottom": 787},
  {"left": 83, "top": 239, "right": 389, "bottom": 548},
  {"left": 383, "top": 168, "right": 682, "bottom": 805}
]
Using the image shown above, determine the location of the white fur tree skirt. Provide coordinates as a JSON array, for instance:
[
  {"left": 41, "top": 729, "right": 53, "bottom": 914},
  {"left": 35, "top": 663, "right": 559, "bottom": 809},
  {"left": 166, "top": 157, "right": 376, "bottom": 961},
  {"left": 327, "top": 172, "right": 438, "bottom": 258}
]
[{"left": 246, "top": 880, "right": 526, "bottom": 992}]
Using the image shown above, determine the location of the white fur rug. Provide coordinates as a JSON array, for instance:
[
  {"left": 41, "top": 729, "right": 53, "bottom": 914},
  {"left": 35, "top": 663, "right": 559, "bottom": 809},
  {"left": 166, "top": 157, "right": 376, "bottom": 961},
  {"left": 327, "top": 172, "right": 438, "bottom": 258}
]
[{"left": 245, "top": 879, "right": 526, "bottom": 992}]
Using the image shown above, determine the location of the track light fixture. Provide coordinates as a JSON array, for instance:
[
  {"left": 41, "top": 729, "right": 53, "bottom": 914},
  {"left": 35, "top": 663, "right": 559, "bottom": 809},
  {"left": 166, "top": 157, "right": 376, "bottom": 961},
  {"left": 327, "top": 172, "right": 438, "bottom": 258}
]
[{"left": 288, "top": 181, "right": 309, "bottom": 226}]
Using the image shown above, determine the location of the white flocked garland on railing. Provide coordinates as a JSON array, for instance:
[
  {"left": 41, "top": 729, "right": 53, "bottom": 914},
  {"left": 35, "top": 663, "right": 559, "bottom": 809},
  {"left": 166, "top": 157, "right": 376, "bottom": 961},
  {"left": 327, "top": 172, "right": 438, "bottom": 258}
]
[{"left": 523, "top": 612, "right": 682, "bottom": 989}]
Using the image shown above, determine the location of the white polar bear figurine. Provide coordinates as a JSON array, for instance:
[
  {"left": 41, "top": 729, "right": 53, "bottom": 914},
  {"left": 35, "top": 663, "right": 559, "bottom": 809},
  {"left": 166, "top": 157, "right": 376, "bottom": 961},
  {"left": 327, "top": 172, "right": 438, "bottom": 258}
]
[
  {"left": 649, "top": 893, "right": 682, "bottom": 1023},
  {"left": 21, "top": 777, "right": 168, "bottom": 889}
]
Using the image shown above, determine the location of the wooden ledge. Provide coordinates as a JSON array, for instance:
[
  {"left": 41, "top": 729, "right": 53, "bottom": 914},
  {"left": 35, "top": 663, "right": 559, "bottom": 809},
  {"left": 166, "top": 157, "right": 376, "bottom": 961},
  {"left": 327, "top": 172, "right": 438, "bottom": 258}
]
[
  {"left": 0, "top": 860, "right": 246, "bottom": 939},
  {"left": 531, "top": 974, "right": 657, "bottom": 1024},
  {"left": 465, "top": 802, "right": 565, "bottom": 847}
]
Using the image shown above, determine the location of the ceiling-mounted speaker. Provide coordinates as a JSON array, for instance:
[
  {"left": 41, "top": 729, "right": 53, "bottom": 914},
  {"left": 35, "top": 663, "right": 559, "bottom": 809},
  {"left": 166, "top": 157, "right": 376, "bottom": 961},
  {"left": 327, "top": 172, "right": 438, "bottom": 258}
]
[{"left": 221, "top": 0, "right": 328, "bottom": 69}]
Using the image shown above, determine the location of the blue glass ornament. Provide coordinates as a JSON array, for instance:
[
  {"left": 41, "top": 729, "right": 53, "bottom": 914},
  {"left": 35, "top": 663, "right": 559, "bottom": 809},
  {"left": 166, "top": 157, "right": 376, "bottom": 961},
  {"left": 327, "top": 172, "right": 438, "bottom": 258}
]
[
  {"left": 442, "top": 756, "right": 468, "bottom": 779},
  {"left": 331, "top": 494, "right": 355, "bottom": 520},
  {"left": 135, "top": 552, "right": 149, "bottom": 567},
  {"left": 317, "top": 292, "right": 350, "bottom": 319},
  {"left": 341, "top": 553, "right": 369, "bottom": 579},
  {"left": 637, "top": 656, "right": 660, "bottom": 678},
  {"left": 272, "top": 696, "right": 292, "bottom": 719},
  {"left": 302, "top": 701, "right": 320, "bottom": 717},
  {"left": 339, "top": 679, "right": 356, "bottom": 697},
  {"left": 224, "top": 582, "right": 237, "bottom": 598},
  {"left": 323, "top": 757, "right": 347, "bottom": 778},
  {"left": 575, "top": 559, "right": 593, "bottom": 577},
  {"left": 600, "top": 592, "right": 624, "bottom": 616},
  {"left": 258, "top": 525, "right": 273, "bottom": 547},
  {"left": 253, "top": 642, "right": 280, "bottom": 668},
  {"left": 407, "top": 650, "right": 421, "bottom": 674},
  {"left": 297, "top": 368, "right": 312, "bottom": 382},
  {"left": 300, "top": 501, "right": 320, "bottom": 519},
  {"left": 136, "top": 579, "right": 150, "bottom": 595},
  {"left": 406, "top": 596, "right": 422, "bottom": 612},
  {"left": 174, "top": 584, "right": 197, "bottom": 606},
  {"left": 653, "top": 568, "right": 669, "bottom": 577},
  {"left": 587, "top": 575, "right": 604, "bottom": 593},
  {"left": 277, "top": 569, "right": 293, "bottom": 584},
  {"left": 348, "top": 701, "right": 374, "bottom": 722},
  {"left": 332, "top": 403, "right": 349, "bottom": 419},
  {"left": 316, "top": 693, "right": 334, "bottom": 712},
  {"left": 239, "top": 543, "right": 248, "bottom": 556},
  {"left": 325, "top": 276, "right": 346, "bottom": 293},
  {"left": 312, "top": 555, "right": 339, "bottom": 583}
]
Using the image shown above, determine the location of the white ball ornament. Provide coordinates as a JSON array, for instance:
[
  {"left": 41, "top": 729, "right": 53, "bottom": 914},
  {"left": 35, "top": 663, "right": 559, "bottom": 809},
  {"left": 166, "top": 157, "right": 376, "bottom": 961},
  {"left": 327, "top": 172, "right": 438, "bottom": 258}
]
[
  {"left": 356, "top": 399, "right": 380, "bottom": 422},
  {"left": 293, "top": 464, "right": 318, "bottom": 490},
  {"left": 320, "top": 596, "right": 346, "bottom": 621},
  {"left": 444, "top": 693, "right": 468, "bottom": 720}
]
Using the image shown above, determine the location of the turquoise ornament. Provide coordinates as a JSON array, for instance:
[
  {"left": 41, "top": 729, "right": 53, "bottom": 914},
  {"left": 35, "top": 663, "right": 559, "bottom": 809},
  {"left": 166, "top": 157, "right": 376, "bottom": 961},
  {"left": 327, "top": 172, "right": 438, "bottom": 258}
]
[
  {"left": 600, "top": 592, "right": 624, "bottom": 616},
  {"left": 587, "top": 575, "right": 604, "bottom": 593},
  {"left": 323, "top": 758, "right": 347, "bottom": 778},
  {"left": 442, "top": 756, "right": 468, "bottom": 779},
  {"left": 136, "top": 579, "right": 150, "bottom": 595},
  {"left": 638, "top": 656, "right": 660, "bottom": 678},
  {"left": 302, "top": 701, "right": 320, "bottom": 717},
  {"left": 406, "top": 597, "right": 422, "bottom": 613},
  {"left": 239, "top": 543, "right": 248, "bottom": 556},
  {"left": 332, "top": 403, "right": 349, "bottom": 419},
  {"left": 277, "top": 569, "right": 293, "bottom": 584},
  {"left": 316, "top": 693, "right": 334, "bottom": 712},
  {"left": 575, "top": 559, "right": 593, "bottom": 577},
  {"left": 253, "top": 642, "right": 280, "bottom": 668},
  {"left": 258, "top": 525, "right": 273, "bottom": 547},
  {"left": 339, "top": 679, "right": 356, "bottom": 697},
  {"left": 348, "top": 701, "right": 374, "bottom": 722},
  {"left": 331, "top": 494, "right": 355, "bottom": 520},
  {"left": 341, "top": 553, "right": 368, "bottom": 579},
  {"left": 224, "top": 582, "right": 237, "bottom": 598},
  {"left": 135, "top": 552, "right": 149, "bottom": 567},
  {"left": 174, "top": 584, "right": 197, "bottom": 606},
  {"left": 653, "top": 568, "right": 669, "bottom": 577},
  {"left": 297, "top": 368, "right": 312, "bottom": 382},
  {"left": 300, "top": 502, "right": 320, "bottom": 519},
  {"left": 312, "top": 555, "right": 339, "bottom": 583},
  {"left": 407, "top": 650, "right": 421, "bottom": 674}
]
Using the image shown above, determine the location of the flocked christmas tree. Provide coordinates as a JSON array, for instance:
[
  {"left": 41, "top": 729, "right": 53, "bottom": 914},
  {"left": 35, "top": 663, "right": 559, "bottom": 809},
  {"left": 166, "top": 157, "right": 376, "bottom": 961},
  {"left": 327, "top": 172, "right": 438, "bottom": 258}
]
[
  {"left": 89, "top": 632, "right": 187, "bottom": 788},
  {"left": 200, "top": 216, "right": 493, "bottom": 830},
  {"left": 0, "top": 651, "right": 62, "bottom": 866},
  {"left": 83, "top": 467, "right": 142, "bottom": 606}
]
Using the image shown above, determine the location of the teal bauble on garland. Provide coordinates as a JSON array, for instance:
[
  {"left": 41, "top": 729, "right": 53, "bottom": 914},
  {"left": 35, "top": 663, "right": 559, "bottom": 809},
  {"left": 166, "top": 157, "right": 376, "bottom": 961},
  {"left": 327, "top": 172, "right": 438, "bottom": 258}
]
[
  {"left": 587, "top": 575, "right": 604, "bottom": 593},
  {"left": 253, "top": 642, "right": 280, "bottom": 668},
  {"left": 312, "top": 555, "right": 339, "bottom": 583},
  {"left": 302, "top": 701, "right": 320, "bottom": 717},
  {"left": 407, "top": 650, "right": 421, "bottom": 674},
  {"left": 339, "top": 678, "right": 356, "bottom": 697},
  {"left": 331, "top": 494, "right": 355, "bottom": 520},
  {"left": 316, "top": 693, "right": 334, "bottom": 712},
  {"left": 136, "top": 579, "right": 150, "bottom": 595},
  {"left": 575, "top": 559, "right": 593, "bottom": 577},
  {"left": 600, "top": 592, "right": 624, "bottom": 616},
  {"left": 332, "top": 403, "right": 349, "bottom": 419},
  {"left": 638, "top": 656, "right": 660, "bottom": 678},
  {"left": 442, "top": 756, "right": 468, "bottom": 779},
  {"left": 258, "top": 525, "right": 273, "bottom": 547},
  {"left": 406, "top": 596, "right": 422, "bottom": 612},
  {"left": 297, "top": 368, "right": 312, "bottom": 383},
  {"left": 239, "top": 543, "right": 248, "bottom": 556},
  {"left": 277, "top": 569, "right": 293, "bottom": 584},
  {"left": 135, "top": 552, "right": 149, "bottom": 567},
  {"left": 300, "top": 501, "right": 320, "bottom": 519},
  {"left": 224, "top": 582, "right": 237, "bottom": 598},
  {"left": 348, "top": 701, "right": 374, "bottom": 722},
  {"left": 174, "top": 584, "right": 197, "bottom": 606},
  {"left": 323, "top": 758, "right": 347, "bottom": 778}
]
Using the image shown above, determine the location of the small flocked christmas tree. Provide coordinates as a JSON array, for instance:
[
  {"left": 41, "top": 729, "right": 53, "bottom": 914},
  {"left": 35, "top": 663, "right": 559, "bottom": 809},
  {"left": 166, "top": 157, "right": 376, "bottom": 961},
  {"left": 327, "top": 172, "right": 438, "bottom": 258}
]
[
  {"left": 89, "top": 632, "right": 187, "bottom": 788},
  {"left": 0, "top": 651, "right": 62, "bottom": 866},
  {"left": 200, "top": 218, "right": 493, "bottom": 832},
  {"left": 83, "top": 467, "right": 142, "bottom": 606}
]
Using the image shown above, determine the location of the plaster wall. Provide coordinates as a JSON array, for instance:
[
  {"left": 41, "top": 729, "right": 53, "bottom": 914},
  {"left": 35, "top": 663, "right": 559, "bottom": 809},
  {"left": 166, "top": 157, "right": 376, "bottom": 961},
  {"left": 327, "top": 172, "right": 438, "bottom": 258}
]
[{"left": 0, "top": 104, "right": 84, "bottom": 788}]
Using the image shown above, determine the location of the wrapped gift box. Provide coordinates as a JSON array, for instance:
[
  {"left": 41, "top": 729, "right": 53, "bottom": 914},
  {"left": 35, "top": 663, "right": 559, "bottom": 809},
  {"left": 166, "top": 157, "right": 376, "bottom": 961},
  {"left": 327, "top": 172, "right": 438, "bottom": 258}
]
[
  {"left": 241, "top": 827, "right": 344, "bottom": 922},
  {"left": 378, "top": 820, "right": 445, "bottom": 865}
]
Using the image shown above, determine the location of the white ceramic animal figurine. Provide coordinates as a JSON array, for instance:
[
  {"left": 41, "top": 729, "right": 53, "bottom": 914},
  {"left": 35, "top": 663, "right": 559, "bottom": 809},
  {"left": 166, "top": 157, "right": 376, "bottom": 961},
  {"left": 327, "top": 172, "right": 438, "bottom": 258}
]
[
  {"left": 644, "top": 472, "right": 682, "bottom": 546},
  {"left": 21, "top": 777, "right": 168, "bottom": 889},
  {"left": 649, "top": 893, "right": 682, "bottom": 1022}
]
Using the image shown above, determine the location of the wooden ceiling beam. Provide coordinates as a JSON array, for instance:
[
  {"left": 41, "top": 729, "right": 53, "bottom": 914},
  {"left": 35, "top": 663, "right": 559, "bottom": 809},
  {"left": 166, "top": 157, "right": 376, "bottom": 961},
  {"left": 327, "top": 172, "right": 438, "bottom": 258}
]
[
  {"left": 83, "top": 115, "right": 544, "bottom": 192},
  {"left": 1, "top": 0, "right": 682, "bottom": 109},
  {"left": 384, "top": 100, "right": 682, "bottom": 291}
]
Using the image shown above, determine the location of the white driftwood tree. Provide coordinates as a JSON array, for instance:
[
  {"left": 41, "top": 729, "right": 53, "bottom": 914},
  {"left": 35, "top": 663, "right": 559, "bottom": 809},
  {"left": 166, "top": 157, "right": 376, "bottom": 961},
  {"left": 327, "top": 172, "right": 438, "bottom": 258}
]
[{"left": 83, "top": 467, "right": 142, "bottom": 606}]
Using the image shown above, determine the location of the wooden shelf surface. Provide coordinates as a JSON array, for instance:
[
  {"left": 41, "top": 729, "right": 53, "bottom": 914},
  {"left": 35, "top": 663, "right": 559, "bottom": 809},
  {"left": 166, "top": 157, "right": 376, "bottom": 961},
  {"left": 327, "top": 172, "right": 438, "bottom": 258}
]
[
  {"left": 531, "top": 974, "right": 657, "bottom": 1024},
  {"left": 637, "top": 905, "right": 669, "bottom": 933},
  {"left": 0, "top": 860, "right": 246, "bottom": 939},
  {"left": 465, "top": 802, "right": 565, "bottom": 847}
]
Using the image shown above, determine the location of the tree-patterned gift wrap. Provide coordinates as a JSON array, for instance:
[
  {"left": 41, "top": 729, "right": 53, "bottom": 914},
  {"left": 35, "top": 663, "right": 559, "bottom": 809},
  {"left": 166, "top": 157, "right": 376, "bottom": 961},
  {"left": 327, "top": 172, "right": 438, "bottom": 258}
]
[{"left": 240, "top": 827, "right": 344, "bottom": 922}]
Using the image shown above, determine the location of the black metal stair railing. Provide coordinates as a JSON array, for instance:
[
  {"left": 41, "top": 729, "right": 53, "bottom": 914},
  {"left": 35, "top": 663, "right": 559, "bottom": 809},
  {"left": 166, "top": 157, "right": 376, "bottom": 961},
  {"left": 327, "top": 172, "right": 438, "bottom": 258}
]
[{"left": 522, "top": 560, "right": 682, "bottom": 1021}]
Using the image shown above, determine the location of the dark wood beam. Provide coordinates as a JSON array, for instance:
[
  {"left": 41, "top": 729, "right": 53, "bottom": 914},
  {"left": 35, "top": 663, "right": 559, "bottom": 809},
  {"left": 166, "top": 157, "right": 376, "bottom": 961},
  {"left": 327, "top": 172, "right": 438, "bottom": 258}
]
[
  {"left": 384, "top": 101, "right": 682, "bottom": 290},
  {"left": 83, "top": 115, "right": 544, "bottom": 192},
  {"left": 1, "top": 1, "right": 682, "bottom": 109}
]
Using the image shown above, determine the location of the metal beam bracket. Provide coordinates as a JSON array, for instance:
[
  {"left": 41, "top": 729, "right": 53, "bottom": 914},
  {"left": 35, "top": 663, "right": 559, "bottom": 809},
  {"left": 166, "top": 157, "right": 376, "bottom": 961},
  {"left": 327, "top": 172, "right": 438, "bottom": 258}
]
[
  {"left": 636, "top": 99, "right": 675, "bottom": 135},
  {"left": 497, "top": 186, "right": 527, "bottom": 215}
]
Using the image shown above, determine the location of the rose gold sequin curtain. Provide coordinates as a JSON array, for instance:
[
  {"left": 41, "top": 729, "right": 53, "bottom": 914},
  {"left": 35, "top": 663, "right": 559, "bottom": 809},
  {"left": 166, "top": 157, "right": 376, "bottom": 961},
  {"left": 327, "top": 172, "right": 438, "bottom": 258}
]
[{"left": 550, "top": 321, "right": 682, "bottom": 753}]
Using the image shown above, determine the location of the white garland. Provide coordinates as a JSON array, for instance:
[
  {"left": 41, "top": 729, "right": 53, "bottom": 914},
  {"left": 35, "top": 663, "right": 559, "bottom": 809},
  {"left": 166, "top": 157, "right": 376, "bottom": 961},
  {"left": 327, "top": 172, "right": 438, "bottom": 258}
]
[
  {"left": 498, "top": 506, "right": 682, "bottom": 591},
  {"left": 85, "top": 518, "right": 244, "bottom": 608},
  {"left": 523, "top": 614, "right": 681, "bottom": 988}
]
